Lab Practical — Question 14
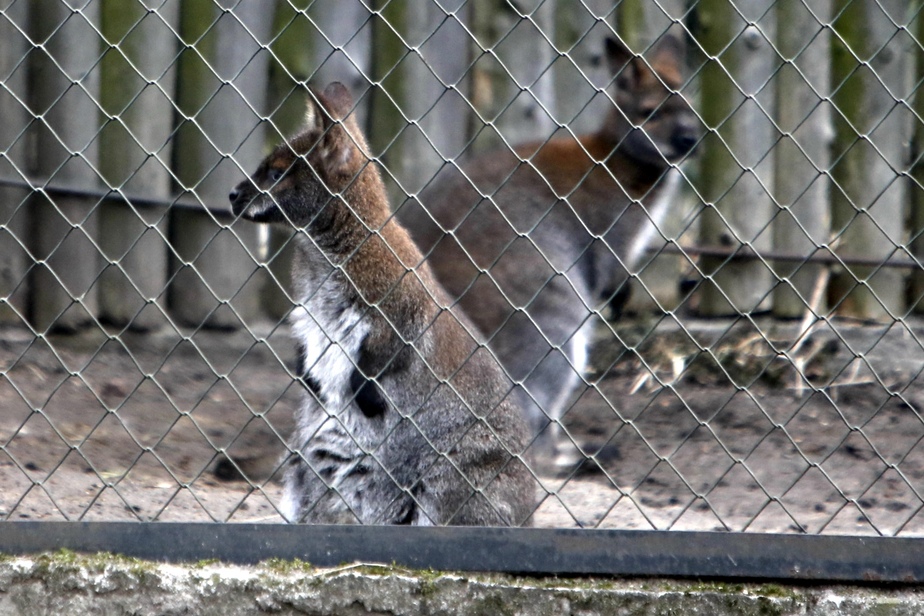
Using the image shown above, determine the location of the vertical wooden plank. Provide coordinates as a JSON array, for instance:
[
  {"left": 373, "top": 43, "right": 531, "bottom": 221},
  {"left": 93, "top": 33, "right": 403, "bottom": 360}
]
[
  {"left": 771, "top": 0, "right": 832, "bottom": 317},
  {"left": 260, "top": 0, "right": 314, "bottom": 322},
  {"left": 402, "top": 0, "right": 470, "bottom": 189},
  {"left": 617, "top": 0, "right": 686, "bottom": 48},
  {"left": 468, "top": 0, "right": 557, "bottom": 152},
  {"left": 830, "top": 0, "right": 912, "bottom": 319},
  {"left": 367, "top": 0, "right": 407, "bottom": 177},
  {"left": 615, "top": 0, "right": 646, "bottom": 50},
  {"left": 368, "top": 0, "right": 472, "bottom": 197},
  {"left": 268, "top": 0, "right": 314, "bottom": 142},
  {"left": 911, "top": 2, "right": 924, "bottom": 313},
  {"left": 306, "top": 0, "right": 372, "bottom": 123},
  {"left": 696, "top": 0, "right": 778, "bottom": 316},
  {"left": 28, "top": 0, "right": 103, "bottom": 332},
  {"left": 0, "top": 0, "right": 31, "bottom": 324},
  {"left": 410, "top": 0, "right": 471, "bottom": 166},
  {"left": 169, "top": 0, "right": 272, "bottom": 329},
  {"left": 551, "top": 0, "right": 613, "bottom": 138},
  {"left": 98, "top": 0, "right": 179, "bottom": 330},
  {"left": 239, "top": 0, "right": 376, "bottom": 323}
]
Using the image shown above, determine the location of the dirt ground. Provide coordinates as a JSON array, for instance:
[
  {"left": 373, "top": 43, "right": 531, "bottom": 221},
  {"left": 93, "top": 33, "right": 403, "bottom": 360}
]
[{"left": 3, "top": 314, "right": 924, "bottom": 536}]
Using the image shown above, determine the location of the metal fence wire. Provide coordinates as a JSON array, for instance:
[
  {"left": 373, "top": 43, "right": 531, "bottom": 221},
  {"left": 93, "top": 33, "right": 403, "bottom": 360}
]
[{"left": 4, "top": 0, "right": 924, "bottom": 550}]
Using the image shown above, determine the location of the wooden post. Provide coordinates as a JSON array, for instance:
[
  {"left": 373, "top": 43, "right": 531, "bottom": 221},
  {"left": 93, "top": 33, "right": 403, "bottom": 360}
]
[
  {"left": 255, "top": 0, "right": 379, "bottom": 322},
  {"left": 0, "top": 0, "right": 30, "bottom": 324},
  {"left": 169, "top": 0, "right": 272, "bottom": 329},
  {"left": 399, "top": 0, "right": 471, "bottom": 192},
  {"left": 771, "top": 0, "right": 832, "bottom": 317},
  {"left": 367, "top": 0, "right": 408, "bottom": 179},
  {"left": 696, "top": 0, "right": 778, "bottom": 316},
  {"left": 306, "top": 0, "right": 372, "bottom": 125},
  {"left": 911, "top": 2, "right": 924, "bottom": 313},
  {"left": 98, "top": 0, "right": 179, "bottom": 330},
  {"left": 615, "top": 0, "right": 646, "bottom": 50},
  {"left": 468, "top": 0, "right": 557, "bottom": 151},
  {"left": 365, "top": 0, "right": 472, "bottom": 197},
  {"left": 259, "top": 0, "right": 317, "bottom": 322},
  {"left": 268, "top": 0, "right": 315, "bottom": 142},
  {"left": 552, "top": 0, "right": 613, "bottom": 137},
  {"left": 616, "top": 0, "right": 689, "bottom": 48},
  {"left": 830, "top": 0, "right": 912, "bottom": 319},
  {"left": 28, "top": 0, "right": 103, "bottom": 332}
]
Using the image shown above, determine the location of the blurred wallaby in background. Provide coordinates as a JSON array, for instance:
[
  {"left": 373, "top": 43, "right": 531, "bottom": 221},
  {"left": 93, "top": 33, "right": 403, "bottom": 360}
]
[
  {"left": 230, "top": 82, "right": 537, "bottom": 525},
  {"left": 399, "top": 35, "right": 701, "bottom": 472}
]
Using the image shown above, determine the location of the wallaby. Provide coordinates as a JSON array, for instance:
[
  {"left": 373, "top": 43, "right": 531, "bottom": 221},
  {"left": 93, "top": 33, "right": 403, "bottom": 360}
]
[
  {"left": 398, "top": 35, "right": 701, "bottom": 472},
  {"left": 229, "top": 82, "right": 536, "bottom": 526}
]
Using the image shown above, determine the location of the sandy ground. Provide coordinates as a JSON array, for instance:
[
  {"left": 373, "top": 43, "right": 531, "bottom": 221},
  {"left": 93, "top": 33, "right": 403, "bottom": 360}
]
[{"left": 3, "top": 314, "right": 924, "bottom": 536}]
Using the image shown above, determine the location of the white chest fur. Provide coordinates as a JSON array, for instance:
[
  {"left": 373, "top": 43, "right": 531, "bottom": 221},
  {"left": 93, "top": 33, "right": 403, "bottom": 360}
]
[
  {"left": 290, "top": 281, "right": 369, "bottom": 416},
  {"left": 625, "top": 170, "right": 679, "bottom": 271}
]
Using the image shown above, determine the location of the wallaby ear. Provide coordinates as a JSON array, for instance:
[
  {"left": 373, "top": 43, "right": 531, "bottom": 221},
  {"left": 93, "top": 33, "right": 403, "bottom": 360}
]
[
  {"left": 320, "top": 81, "right": 354, "bottom": 121},
  {"left": 304, "top": 82, "right": 361, "bottom": 180},
  {"left": 607, "top": 36, "right": 665, "bottom": 92},
  {"left": 604, "top": 36, "right": 633, "bottom": 71},
  {"left": 304, "top": 82, "right": 355, "bottom": 133},
  {"left": 304, "top": 93, "right": 325, "bottom": 134},
  {"left": 605, "top": 36, "right": 646, "bottom": 90},
  {"left": 652, "top": 34, "right": 684, "bottom": 62},
  {"left": 649, "top": 34, "right": 685, "bottom": 77}
]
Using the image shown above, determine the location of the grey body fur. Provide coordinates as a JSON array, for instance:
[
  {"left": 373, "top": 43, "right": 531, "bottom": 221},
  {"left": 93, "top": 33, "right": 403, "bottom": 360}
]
[
  {"left": 230, "top": 83, "right": 536, "bottom": 525},
  {"left": 398, "top": 36, "right": 701, "bottom": 470}
]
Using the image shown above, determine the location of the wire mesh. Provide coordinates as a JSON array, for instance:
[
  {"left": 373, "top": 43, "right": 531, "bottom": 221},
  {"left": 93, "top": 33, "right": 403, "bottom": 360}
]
[{"left": 1, "top": 0, "right": 924, "bottom": 544}]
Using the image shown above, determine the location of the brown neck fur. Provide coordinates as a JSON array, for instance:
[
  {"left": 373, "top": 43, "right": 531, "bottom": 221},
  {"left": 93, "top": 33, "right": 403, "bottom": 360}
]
[
  {"left": 520, "top": 126, "right": 668, "bottom": 201},
  {"left": 326, "top": 159, "right": 431, "bottom": 308}
]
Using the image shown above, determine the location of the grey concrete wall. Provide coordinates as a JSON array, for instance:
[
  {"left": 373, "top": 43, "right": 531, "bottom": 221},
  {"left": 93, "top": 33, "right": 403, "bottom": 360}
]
[{"left": 0, "top": 552, "right": 922, "bottom": 616}]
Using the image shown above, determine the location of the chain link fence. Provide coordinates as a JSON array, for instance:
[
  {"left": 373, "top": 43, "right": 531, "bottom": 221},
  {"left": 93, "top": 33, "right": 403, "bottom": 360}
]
[{"left": 3, "top": 0, "right": 924, "bottom": 550}]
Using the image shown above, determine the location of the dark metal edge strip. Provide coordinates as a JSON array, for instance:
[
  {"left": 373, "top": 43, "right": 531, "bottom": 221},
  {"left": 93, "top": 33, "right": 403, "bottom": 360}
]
[{"left": 1, "top": 522, "right": 921, "bottom": 583}]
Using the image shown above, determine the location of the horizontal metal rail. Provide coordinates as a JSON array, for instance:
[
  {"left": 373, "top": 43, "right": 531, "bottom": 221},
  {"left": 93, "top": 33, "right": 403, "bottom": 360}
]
[
  {"left": 0, "top": 176, "right": 234, "bottom": 220},
  {"left": 4, "top": 176, "right": 923, "bottom": 272},
  {"left": 1, "top": 522, "right": 922, "bottom": 583},
  {"left": 657, "top": 243, "right": 923, "bottom": 270}
]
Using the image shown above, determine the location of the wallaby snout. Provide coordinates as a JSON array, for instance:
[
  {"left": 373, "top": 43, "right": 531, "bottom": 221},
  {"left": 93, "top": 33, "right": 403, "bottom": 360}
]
[
  {"left": 671, "top": 123, "right": 699, "bottom": 157},
  {"left": 228, "top": 184, "right": 247, "bottom": 214},
  {"left": 668, "top": 115, "right": 701, "bottom": 159}
]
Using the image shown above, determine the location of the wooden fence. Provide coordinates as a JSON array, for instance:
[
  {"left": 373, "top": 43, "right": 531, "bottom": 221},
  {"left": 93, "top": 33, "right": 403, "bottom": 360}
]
[{"left": 1, "top": 0, "right": 923, "bottom": 332}]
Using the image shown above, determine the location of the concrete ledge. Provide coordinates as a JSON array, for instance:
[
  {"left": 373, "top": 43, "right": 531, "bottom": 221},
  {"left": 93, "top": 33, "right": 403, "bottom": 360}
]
[{"left": 1, "top": 552, "right": 923, "bottom": 615}]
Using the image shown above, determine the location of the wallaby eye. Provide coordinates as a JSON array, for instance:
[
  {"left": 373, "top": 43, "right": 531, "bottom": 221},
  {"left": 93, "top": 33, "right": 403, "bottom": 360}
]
[
  {"left": 639, "top": 106, "right": 658, "bottom": 121},
  {"left": 269, "top": 168, "right": 286, "bottom": 183}
]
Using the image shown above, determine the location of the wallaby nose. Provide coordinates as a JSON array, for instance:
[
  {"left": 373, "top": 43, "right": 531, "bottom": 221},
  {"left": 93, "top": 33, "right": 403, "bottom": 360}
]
[
  {"left": 229, "top": 184, "right": 250, "bottom": 217},
  {"left": 672, "top": 126, "right": 699, "bottom": 157}
]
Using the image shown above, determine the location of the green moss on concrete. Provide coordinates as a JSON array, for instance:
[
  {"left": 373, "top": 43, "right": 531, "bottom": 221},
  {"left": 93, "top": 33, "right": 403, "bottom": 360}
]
[
  {"left": 3, "top": 554, "right": 923, "bottom": 616},
  {"left": 258, "top": 557, "right": 314, "bottom": 576},
  {"left": 31, "top": 549, "right": 157, "bottom": 578},
  {"left": 663, "top": 580, "right": 799, "bottom": 600}
]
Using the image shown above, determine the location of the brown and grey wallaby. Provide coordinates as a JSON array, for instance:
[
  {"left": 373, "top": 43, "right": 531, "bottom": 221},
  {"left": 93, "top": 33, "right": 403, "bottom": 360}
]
[
  {"left": 399, "top": 35, "right": 701, "bottom": 471},
  {"left": 230, "top": 82, "right": 536, "bottom": 525}
]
